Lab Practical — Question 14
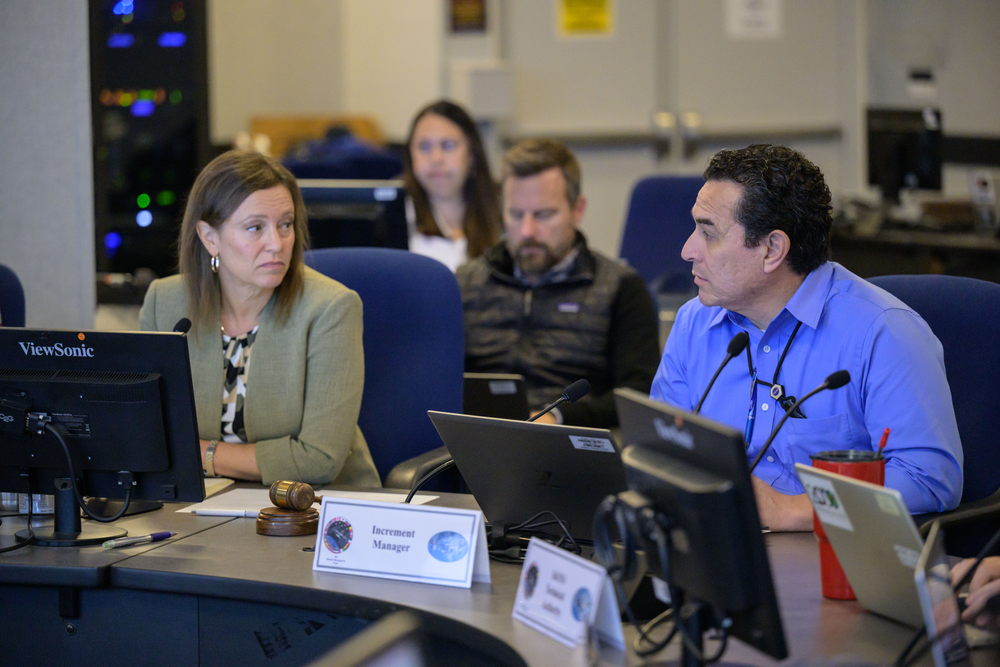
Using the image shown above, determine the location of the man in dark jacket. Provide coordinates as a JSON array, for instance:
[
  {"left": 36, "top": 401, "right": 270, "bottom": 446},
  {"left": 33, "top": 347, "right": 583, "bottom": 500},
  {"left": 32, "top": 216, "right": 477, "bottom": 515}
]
[{"left": 456, "top": 139, "right": 660, "bottom": 428}]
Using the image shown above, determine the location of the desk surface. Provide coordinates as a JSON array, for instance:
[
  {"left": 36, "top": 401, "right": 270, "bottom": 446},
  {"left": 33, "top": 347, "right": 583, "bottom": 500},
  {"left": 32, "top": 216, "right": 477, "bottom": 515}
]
[{"left": 2, "top": 492, "right": 998, "bottom": 666}]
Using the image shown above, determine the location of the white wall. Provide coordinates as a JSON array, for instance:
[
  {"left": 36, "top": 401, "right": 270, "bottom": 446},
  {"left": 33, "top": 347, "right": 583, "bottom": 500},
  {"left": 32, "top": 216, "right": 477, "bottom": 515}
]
[
  {"left": 0, "top": 0, "right": 94, "bottom": 328},
  {"left": 341, "top": 0, "right": 445, "bottom": 140},
  {"left": 208, "top": 0, "right": 344, "bottom": 144}
]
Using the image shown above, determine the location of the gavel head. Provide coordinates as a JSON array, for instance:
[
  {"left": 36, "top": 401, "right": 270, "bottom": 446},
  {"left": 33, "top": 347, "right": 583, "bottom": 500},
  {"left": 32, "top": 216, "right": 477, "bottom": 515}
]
[{"left": 269, "top": 480, "right": 317, "bottom": 511}]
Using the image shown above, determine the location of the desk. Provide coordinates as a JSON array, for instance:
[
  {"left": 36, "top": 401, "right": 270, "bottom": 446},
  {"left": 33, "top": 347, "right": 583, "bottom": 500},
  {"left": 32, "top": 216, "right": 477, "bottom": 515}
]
[
  {"left": 831, "top": 226, "right": 1000, "bottom": 283},
  {"left": 1, "top": 493, "right": 997, "bottom": 666}
]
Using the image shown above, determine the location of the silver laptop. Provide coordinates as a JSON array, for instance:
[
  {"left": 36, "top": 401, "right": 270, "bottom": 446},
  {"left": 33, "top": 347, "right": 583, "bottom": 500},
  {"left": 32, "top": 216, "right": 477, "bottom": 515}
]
[
  {"left": 915, "top": 521, "right": 973, "bottom": 667},
  {"left": 794, "top": 463, "right": 925, "bottom": 626},
  {"left": 427, "top": 411, "right": 624, "bottom": 542}
]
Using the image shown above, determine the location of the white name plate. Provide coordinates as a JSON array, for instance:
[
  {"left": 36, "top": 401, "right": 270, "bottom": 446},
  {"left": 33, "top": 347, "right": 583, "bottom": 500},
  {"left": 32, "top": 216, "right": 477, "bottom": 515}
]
[
  {"left": 512, "top": 538, "right": 624, "bottom": 649},
  {"left": 312, "top": 496, "right": 490, "bottom": 588}
]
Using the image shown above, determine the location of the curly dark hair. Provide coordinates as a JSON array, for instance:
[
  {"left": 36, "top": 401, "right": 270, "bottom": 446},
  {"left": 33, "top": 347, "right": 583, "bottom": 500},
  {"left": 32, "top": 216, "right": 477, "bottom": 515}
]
[
  {"left": 403, "top": 100, "right": 501, "bottom": 259},
  {"left": 704, "top": 144, "right": 832, "bottom": 275}
]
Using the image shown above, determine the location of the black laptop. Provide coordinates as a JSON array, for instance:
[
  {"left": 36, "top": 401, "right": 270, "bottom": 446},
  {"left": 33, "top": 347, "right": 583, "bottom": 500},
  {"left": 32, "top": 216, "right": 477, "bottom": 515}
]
[
  {"left": 427, "top": 411, "right": 625, "bottom": 542},
  {"left": 462, "top": 372, "right": 530, "bottom": 421}
]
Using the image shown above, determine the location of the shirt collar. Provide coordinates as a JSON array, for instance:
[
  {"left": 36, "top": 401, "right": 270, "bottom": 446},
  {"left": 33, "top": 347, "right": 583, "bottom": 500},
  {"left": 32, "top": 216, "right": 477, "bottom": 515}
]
[{"left": 707, "top": 261, "right": 834, "bottom": 331}]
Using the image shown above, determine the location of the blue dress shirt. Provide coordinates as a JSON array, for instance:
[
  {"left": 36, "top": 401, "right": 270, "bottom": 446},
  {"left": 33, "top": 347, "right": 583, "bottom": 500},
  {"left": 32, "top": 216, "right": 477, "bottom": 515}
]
[{"left": 650, "top": 262, "right": 963, "bottom": 514}]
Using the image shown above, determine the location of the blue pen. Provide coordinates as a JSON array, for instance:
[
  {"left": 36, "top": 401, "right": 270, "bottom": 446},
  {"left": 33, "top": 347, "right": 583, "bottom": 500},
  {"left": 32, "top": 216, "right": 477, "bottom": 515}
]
[{"left": 102, "top": 531, "right": 176, "bottom": 549}]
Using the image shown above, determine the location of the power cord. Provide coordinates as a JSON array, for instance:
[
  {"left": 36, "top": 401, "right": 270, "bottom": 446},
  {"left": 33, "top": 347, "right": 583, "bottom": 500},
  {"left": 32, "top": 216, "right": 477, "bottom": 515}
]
[
  {"left": 487, "top": 510, "right": 580, "bottom": 563},
  {"left": 592, "top": 491, "right": 732, "bottom": 662},
  {"left": 28, "top": 414, "right": 132, "bottom": 523}
]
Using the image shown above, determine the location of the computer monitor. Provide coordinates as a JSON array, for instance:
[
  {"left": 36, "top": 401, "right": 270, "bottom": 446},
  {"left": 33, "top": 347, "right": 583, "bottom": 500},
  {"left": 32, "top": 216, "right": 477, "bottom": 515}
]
[
  {"left": 608, "top": 388, "right": 787, "bottom": 665},
  {"left": 298, "top": 179, "right": 408, "bottom": 251},
  {"left": 867, "top": 107, "right": 943, "bottom": 204},
  {"left": 0, "top": 328, "right": 204, "bottom": 547}
]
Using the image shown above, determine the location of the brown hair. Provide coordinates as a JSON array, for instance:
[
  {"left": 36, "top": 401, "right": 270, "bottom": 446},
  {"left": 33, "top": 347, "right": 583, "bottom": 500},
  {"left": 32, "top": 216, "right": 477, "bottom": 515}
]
[
  {"left": 501, "top": 139, "right": 582, "bottom": 207},
  {"left": 177, "top": 149, "right": 310, "bottom": 334},
  {"left": 403, "top": 100, "right": 501, "bottom": 259}
]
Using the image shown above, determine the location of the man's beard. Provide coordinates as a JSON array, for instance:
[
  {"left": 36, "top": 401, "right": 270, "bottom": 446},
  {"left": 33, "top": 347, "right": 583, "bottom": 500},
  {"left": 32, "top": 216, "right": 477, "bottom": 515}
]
[{"left": 513, "top": 240, "right": 560, "bottom": 277}]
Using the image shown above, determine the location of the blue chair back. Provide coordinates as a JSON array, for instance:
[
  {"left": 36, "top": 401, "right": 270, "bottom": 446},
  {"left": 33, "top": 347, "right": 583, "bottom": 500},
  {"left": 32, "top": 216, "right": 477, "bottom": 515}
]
[
  {"left": 305, "top": 248, "right": 464, "bottom": 482},
  {"left": 0, "top": 264, "right": 25, "bottom": 327},
  {"left": 619, "top": 175, "right": 703, "bottom": 292},
  {"left": 869, "top": 275, "right": 1000, "bottom": 505}
]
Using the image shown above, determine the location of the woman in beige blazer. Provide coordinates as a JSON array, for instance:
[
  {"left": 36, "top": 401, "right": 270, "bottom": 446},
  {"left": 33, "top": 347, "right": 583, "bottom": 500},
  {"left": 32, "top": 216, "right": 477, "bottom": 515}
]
[{"left": 140, "top": 150, "right": 380, "bottom": 488}]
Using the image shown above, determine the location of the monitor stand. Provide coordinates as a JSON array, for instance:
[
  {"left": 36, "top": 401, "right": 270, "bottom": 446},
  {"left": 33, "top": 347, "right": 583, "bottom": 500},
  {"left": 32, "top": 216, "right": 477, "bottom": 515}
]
[{"left": 16, "top": 478, "right": 126, "bottom": 547}]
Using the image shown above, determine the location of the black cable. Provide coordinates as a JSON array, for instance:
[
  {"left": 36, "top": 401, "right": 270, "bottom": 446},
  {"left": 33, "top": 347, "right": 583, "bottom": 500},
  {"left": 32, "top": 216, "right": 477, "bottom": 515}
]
[
  {"left": 646, "top": 515, "right": 731, "bottom": 664},
  {"left": 404, "top": 459, "right": 455, "bottom": 504},
  {"left": 41, "top": 420, "right": 131, "bottom": 523}
]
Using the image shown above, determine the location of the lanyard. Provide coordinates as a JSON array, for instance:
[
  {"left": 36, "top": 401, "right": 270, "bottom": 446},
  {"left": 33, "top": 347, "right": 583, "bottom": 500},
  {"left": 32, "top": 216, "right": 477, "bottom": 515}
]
[{"left": 743, "top": 320, "right": 803, "bottom": 447}]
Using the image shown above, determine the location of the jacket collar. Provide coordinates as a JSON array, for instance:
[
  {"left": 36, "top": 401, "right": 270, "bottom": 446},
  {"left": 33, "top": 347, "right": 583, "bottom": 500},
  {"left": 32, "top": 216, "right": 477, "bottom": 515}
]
[{"left": 485, "top": 232, "right": 595, "bottom": 287}]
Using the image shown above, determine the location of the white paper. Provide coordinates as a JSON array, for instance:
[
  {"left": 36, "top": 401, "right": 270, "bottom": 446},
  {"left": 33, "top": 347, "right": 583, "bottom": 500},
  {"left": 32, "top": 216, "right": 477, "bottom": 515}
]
[
  {"left": 177, "top": 488, "right": 437, "bottom": 516},
  {"left": 725, "top": 0, "right": 782, "bottom": 40},
  {"left": 512, "top": 538, "right": 624, "bottom": 649},
  {"left": 312, "top": 496, "right": 489, "bottom": 588}
]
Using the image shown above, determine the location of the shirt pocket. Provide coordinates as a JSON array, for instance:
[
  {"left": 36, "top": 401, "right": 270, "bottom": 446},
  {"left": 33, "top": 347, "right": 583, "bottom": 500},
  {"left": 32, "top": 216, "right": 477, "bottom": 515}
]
[{"left": 782, "top": 414, "right": 854, "bottom": 468}]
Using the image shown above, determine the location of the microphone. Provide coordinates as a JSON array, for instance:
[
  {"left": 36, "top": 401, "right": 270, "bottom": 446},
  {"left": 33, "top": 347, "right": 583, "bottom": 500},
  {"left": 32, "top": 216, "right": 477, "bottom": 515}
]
[
  {"left": 694, "top": 331, "right": 750, "bottom": 413},
  {"left": 747, "top": 370, "right": 851, "bottom": 474},
  {"left": 173, "top": 318, "right": 192, "bottom": 334},
  {"left": 404, "top": 379, "right": 593, "bottom": 503},
  {"left": 528, "top": 379, "right": 591, "bottom": 422}
]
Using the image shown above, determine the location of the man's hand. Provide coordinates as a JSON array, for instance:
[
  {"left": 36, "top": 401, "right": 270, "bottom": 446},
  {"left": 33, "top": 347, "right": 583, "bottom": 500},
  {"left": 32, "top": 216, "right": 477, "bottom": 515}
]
[
  {"left": 952, "top": 556, "right": 1000, "bottom": 631},
  {"left": 751, "top": 476, "right": 814, "bottom": 532},
  {"left": 529, "top": 411, "right": 558, "bottom": 424}
]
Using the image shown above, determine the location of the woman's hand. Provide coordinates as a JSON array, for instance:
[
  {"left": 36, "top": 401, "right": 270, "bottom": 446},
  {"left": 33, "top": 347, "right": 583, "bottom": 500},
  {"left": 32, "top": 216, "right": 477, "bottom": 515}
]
[{"left": 200, "top": 439, "right": 263, "bottom": 482}]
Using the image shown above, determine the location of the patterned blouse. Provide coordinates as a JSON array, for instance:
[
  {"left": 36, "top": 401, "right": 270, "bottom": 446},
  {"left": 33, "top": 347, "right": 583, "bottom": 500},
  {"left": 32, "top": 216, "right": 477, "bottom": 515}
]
[{"left": 221, "top": 326, "right": 257, "bottom": 443}]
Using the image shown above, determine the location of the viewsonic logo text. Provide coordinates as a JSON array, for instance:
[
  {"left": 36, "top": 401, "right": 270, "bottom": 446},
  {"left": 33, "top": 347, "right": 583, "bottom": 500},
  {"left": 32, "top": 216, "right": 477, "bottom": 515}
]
[
  {"left": 18, "top": 342, "right": 95, "bottom": 358},
  {"left": 653, "top": 418, "right": 695, "bottom": 450}
]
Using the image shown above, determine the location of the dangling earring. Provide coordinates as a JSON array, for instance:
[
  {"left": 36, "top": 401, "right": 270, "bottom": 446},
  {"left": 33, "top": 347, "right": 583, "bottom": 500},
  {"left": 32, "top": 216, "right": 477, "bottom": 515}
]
[{"left": 210, "top": 255, "right": 220, "bottom": 274}]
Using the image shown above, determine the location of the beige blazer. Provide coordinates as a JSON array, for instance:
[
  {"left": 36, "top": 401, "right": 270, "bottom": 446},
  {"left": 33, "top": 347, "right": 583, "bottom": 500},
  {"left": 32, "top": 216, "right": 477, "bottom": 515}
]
[{"left": 139, "top": 266, "right": 380, "bottom": 487}]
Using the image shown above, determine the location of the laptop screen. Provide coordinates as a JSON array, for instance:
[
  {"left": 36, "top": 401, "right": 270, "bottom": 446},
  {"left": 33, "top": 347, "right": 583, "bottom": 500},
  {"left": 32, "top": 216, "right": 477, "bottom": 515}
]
[{"left": 915, "top": 522, "right": 972, "bottom": 667}]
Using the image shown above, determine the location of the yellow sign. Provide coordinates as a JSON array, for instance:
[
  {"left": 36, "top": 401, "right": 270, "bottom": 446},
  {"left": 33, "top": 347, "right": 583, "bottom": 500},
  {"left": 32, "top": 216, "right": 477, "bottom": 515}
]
[{"left": 558, "top": 0, "right": 614, "bottom": 37}]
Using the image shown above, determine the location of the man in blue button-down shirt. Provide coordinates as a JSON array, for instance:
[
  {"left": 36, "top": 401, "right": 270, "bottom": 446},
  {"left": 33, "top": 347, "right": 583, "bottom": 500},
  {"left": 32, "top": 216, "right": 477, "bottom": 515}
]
[{"left": 650, "top": 144, "right": 963, "bottom": 531}]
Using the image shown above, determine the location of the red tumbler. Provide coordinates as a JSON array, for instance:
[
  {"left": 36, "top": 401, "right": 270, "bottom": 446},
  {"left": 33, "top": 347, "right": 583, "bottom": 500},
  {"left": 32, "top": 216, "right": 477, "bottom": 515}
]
[{"left": 809, "top": 450, "right": 885, "bottom": 600}]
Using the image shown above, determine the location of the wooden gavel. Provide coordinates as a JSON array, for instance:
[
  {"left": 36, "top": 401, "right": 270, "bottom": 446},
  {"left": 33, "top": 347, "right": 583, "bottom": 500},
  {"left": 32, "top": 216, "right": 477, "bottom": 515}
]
[{"left": 269, "top": 480, "right": 323, "bottom": 511}]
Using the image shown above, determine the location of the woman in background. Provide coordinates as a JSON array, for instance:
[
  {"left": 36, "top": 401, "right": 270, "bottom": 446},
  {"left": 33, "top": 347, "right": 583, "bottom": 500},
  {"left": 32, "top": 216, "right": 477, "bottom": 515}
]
[
  {"left": 403, "top": 100, "right": 501, "bottom": 272},
  {"left": 140, "top": 150, "right": 380, "bottom": 487}
]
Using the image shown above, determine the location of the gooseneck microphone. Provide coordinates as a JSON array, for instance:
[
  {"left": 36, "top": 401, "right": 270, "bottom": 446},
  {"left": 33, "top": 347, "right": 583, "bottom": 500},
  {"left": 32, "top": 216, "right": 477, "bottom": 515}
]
[
  {"left": 528, "top": 379, "right": 591, "bottom": 422},
  {"left": 173, "top": 318, "right": 192, "bottom": 334},
  {"left": 404, "top": 379, "right": 593, "bottom": 503},
  {"left": 748, "top": 370, "right": 851, "bottom": 474},
  {"left": 694, "top": 331, "right": 750, "bottom": 414}
]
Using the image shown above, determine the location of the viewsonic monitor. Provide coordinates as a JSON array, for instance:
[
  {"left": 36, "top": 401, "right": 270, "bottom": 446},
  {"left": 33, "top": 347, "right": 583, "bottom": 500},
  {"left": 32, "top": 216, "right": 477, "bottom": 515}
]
[
  {"left": 0, "top": 328, "right": 204, "bottom": 546},
  {"left": 613, "top": 388, "right": 787, "bottom": 664},
  {"left": 298, "top": 179, "right": 408, "bottom": 250}
]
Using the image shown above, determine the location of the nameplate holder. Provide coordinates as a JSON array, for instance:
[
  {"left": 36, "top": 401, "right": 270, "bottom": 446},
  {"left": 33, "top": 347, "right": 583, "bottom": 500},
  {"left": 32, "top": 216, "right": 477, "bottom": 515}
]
[
  {"left": 312, "top": 496, "right": 490, "bottom": 588},
  {"left": 512, "top": 538, "right": 624, "bottom": 649}
]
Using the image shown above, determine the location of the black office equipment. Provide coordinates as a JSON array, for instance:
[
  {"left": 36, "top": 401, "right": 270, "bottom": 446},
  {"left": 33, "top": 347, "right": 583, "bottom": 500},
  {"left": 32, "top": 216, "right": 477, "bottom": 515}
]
[
  {"left": 867, "top": 107, "right": 943, "bottom": 204},
  {"left": 0, "top": 328, "right": 204, "bottom": 546},
  {"left": 463, "top": 373, "right": 530, "bottom": 421},
  {"left": 427, "top": 411, "right": 624, "bottom": 543},
  {"left": 603, "top": 388, "right": 787, "bottom": 665},
  {"left": 298, "top": 179, "right": 409, "bottom": 250},
  {"left": 89, "top": 0, "right": 211, "bottom": 282}
]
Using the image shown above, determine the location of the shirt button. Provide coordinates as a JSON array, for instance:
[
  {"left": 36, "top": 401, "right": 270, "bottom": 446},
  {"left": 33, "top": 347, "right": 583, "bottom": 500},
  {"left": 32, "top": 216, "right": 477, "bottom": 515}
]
[
  {"left": 761, "top": 403, "right": 769, "bottom": 411},
  {"left": 763, "top": 345, "right": 772, "bottom": 353},
  {"left": 767, "top": 456, "right": 775, "bottom": 463}
]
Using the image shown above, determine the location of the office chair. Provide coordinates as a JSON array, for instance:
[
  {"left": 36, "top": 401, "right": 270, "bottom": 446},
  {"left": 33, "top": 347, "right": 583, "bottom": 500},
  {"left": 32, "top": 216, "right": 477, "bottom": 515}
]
[
  {"left": 870, "top": 274, "right": 1000, "bottom": 557},
  {"left": 305, "top": 248, "right": 463, "bottom": 490},
  {"left": 0, "top": 263, "right": 26, "bottom": 327},
  {"left": 619, "top": 175, "right": 703, "bottom": 293}
]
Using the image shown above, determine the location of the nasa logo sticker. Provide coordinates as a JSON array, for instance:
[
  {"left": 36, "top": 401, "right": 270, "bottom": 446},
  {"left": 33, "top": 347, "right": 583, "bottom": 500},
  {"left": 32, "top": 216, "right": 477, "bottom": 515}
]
[{"left": 323, "top": 517, "right": 353, "bottom": 553}]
